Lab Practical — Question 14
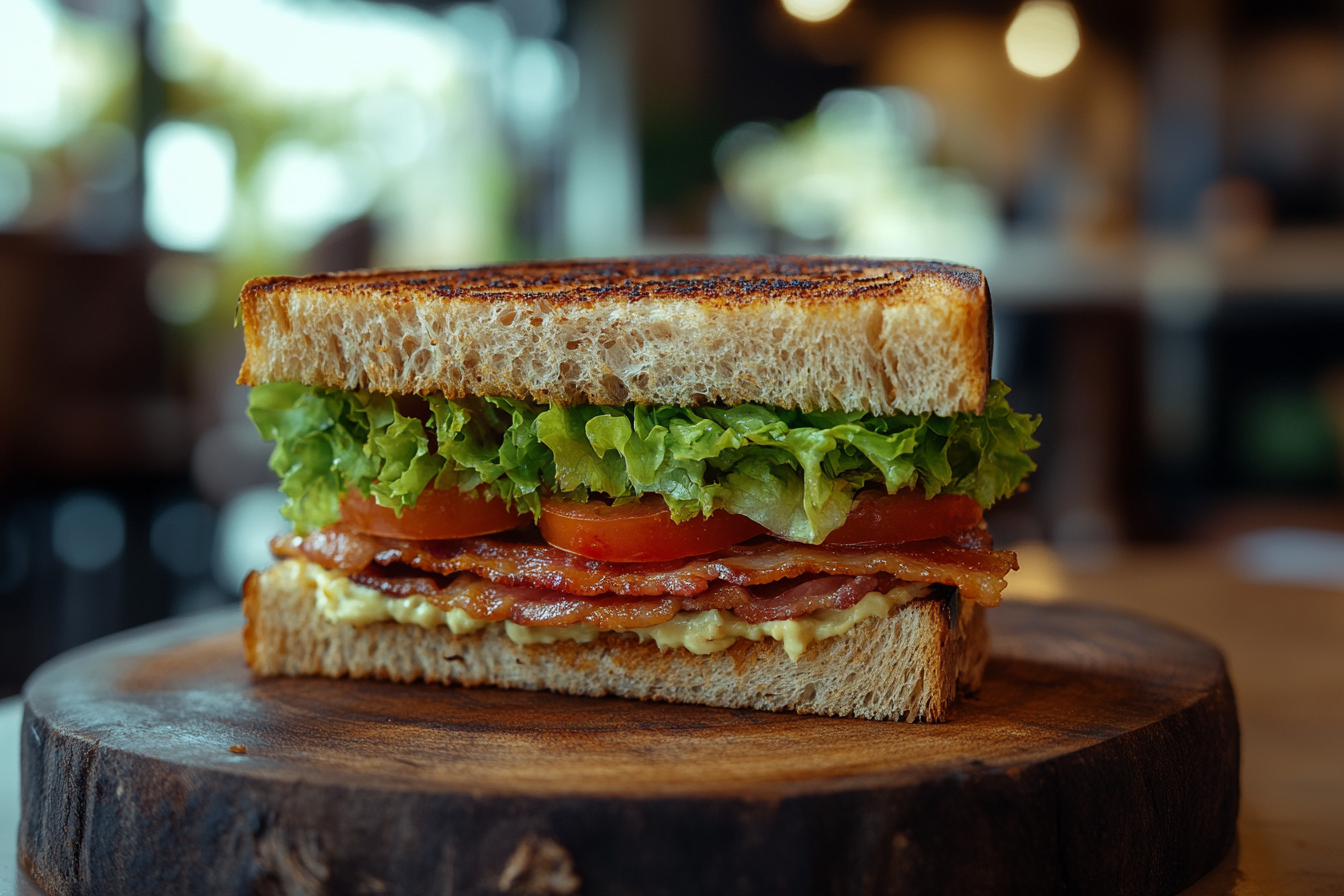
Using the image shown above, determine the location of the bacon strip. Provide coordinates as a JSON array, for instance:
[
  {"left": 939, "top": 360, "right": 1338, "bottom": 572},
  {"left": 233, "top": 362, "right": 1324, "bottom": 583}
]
[
  {"left": 338, "top": 567, "right": 907, "bottom": 631},
  {"left": 732, "top": 575, "right": 878, "bottom": 624},
  {"left": 278, "top": 528, "right": 1016, "bottom": 606},
  {"left": 680, "top": 580, "right": 753, "bottom": 612}
]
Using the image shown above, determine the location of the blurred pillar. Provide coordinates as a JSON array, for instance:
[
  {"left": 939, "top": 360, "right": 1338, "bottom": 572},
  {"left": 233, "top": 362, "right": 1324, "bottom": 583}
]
[
  {"left": 134, "top": 0, "right": 162, "bottom": 245},
  {"left": 1143, "top": 0, "right": 1220, "bottom": 226},
  {"left": 1045, "top": 310, "right": 1141, "bottom": 564},
  {"left": 564, "top": 0, "right": 641, "bottom": 255},
  {"left": 1141, "top": 0, "right": 1222, "bottom": 534}
]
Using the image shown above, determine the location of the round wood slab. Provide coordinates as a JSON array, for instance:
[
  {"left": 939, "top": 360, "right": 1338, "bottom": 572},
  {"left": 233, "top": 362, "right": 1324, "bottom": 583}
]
[{"left": 19, "top": 603, "right": 1238, "bottom": 896}]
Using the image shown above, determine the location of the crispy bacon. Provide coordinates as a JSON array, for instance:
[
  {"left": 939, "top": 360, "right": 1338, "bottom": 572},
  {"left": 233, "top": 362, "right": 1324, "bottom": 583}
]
[
  {"left": 680, "top": 580, "right": 753, "bottom": 611},
  {"left": 339, "top": 567, "right": 906, "bottom": 631},
  {"left": 349, "top": 564, "right": 443, "bottom": 597},
  {"left": 732, "top": 575, "right": 878, "bottom": 624},
  {"left": 276, "top": 528, "right": 1016, "bottom": 606}
]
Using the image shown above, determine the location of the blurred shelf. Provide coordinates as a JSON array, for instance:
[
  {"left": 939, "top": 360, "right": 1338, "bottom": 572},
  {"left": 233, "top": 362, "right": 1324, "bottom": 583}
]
[{"left": 990, "top": 228, "right": 1344, "bottom": 310}]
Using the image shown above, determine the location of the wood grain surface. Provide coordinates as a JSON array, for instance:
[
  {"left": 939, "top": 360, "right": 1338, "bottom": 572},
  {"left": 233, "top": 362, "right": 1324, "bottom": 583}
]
[{"left": 19, "top": 603, "right": 1238, "bottom": 896}]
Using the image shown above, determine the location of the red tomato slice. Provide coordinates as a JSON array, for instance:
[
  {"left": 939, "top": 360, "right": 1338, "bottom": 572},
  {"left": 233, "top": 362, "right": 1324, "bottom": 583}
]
[
  {"left": 538, "top": 495, "right": 767, "bottom": 563},
  {"left": 538, "top": 490, "right": 983, "bottom": 562},
  {"left": 824, "top": 490, "right": 983, "bottom": 546},
  {"left": 340, "top": 487, "right": 522, "bottom": 540}
]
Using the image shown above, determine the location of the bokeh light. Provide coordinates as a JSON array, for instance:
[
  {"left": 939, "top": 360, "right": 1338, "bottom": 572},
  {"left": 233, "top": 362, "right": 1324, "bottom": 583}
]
[
  {"left": 52, "top": 494, "right": 125, "bottom": 572},
  {"left": 718, "top": 87, "right": 1000, "bottom": 268},
  {"left": 506, "top": 38, "right": 579, "bottom": 146},
  {"left": 253, "top": 139, "right": 374, "bottom": 251},
  {"left": 0, "top": 0, "right": 133, "bottom": 151},
  {"left": 150, "top": 0, "right": 468, "bottom": 104},
  {"left": 780, "top": 0, "right": 851, "bottom": 25},
  {"left": 1005, "top": 1, "right": 1081, "bottom": 78},
  {"left": 143, "top": 122, "right": 235, "bottom": 252},
  {"left": 214, "top": 487, "right": 289, "bottom": 593}
]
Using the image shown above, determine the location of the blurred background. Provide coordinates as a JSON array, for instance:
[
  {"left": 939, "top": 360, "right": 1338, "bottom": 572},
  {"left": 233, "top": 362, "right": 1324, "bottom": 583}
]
[{"left": 2, "top": 0, "right": 1344, "bottom": 693}]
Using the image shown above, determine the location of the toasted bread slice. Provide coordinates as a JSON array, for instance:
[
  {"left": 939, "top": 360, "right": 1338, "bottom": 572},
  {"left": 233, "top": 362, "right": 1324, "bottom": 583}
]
[
  {"left": 243, "top": 559, "right": 990, "bottom": 722},
  {"left": 237, "top": 256, "right": 991, "bottom": 416}
]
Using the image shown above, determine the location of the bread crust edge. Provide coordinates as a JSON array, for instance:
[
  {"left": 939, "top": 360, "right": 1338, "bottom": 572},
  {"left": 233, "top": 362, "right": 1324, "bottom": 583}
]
[{"left": 235, "top": 256, "right": 991, "bottom": 416}]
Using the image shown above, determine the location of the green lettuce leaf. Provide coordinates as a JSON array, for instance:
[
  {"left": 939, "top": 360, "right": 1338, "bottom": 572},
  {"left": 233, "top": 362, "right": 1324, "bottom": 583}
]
[
  {"left": 249, "top": 381, "right": 1040, "bottom": 541},
  {"left": 249, "top": 384, "right": 465, "bottom": 533},
  {"left": 369, "top": 413, "right": 444, "bottom": 509},
  {"left": 536, "top": 405, "right": 631, "bottom": 496},
  {"left": 248, "top": 384, "right": 370, "bottom": 531},
  {"left": 427, "top": 396, "right": 549, "bottom": 519}
]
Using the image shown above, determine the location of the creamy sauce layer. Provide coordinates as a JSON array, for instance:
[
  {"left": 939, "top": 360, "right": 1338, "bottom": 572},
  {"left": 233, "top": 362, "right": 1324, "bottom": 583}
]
[{"left": 279, "top": 559, "right": 927, "bottom": 662}]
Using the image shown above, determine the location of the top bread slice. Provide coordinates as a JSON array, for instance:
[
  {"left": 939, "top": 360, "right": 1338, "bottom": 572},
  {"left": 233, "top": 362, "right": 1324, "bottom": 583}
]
[{"left": 237, "top": 255, "right": 991, "bottom": 416}]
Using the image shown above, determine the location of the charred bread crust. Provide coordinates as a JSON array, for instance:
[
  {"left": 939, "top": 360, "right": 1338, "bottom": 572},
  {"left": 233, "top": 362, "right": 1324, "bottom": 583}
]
[{"left": 237, "top": 256, "right": 990, "bottom": 417}]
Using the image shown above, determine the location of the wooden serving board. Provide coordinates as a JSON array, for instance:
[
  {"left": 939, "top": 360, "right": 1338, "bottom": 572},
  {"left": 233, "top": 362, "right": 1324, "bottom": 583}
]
[{"left": 19, "top": 603, "right": 1238, "bottom": 896}]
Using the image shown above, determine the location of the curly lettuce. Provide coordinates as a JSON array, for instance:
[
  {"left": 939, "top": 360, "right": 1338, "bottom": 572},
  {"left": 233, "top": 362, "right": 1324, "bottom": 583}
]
[
  {"left": 248, "top": 381, "right": 1040, "bottom": 541},
  {"left": 247, "top": 383, "right": 443, "bottom": 532}
]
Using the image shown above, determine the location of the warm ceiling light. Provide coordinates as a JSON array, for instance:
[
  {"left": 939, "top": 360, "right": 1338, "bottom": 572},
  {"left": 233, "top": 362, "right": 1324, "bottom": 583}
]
[
  {"left": 781, "top": 0, "right": 851, "bottom": 24},
  {"left": 1005, "top": 1, "right": 1080, "bottom": 78}
]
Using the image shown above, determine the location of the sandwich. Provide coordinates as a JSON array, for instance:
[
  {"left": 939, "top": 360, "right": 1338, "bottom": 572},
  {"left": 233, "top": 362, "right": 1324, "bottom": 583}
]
[{"left": 238, "top": 256, "right": 1039, "bottom": 721}]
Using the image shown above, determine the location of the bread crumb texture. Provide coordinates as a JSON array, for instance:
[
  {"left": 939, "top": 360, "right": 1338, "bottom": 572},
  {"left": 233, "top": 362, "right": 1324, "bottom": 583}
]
[{"left": 238, "top": 256, "right": 990, "bottom": 416}]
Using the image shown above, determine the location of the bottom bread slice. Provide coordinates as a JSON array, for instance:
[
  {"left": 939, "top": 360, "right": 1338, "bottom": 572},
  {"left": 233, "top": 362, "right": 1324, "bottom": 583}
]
[{"left": 243, "top": 559, "right": 991, "bottom": 722}]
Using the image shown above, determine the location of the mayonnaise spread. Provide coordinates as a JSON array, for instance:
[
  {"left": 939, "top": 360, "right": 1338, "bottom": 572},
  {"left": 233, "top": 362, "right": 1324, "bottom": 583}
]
[{"left": 283, "top": 559, "right": 925, "bottom": 662}]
